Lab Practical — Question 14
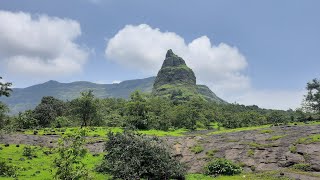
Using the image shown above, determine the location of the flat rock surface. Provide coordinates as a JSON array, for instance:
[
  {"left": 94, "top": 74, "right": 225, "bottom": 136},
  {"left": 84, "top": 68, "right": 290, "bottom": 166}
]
[{"left": 1, "top": 124, "right": 320, "bottom": 179}]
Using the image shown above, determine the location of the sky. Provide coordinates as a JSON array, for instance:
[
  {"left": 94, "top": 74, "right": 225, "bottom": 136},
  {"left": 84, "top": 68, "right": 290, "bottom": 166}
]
[{"left": 0, "top": 0, "right": 320, "bottom": 110}]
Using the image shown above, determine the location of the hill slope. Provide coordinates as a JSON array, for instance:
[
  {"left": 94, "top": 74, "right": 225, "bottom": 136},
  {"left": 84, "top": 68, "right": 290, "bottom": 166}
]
[{"left": 1, "top": 77, "right": 223, "bottom": 114}]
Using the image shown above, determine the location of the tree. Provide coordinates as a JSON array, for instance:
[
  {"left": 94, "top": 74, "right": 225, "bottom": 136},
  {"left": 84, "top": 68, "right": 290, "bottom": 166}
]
[
  {"left": 54, "top": 128, "right": 90, "bottom": 180},
  {"left": 70, "top": 90, "right": 98, "bottom": 127},
  {"left": 33, "top": 96, "right": 65, "bottom": 127},
  {"left": 15, "top": 110, "right": 38, "bottom": 129},
  {"left": 97, "top": 132, "right": 186, "bottom": 180},
  {"left": 0, "top": 77, "right": 12, "bottom": 97},
  {"left": 0, "top": 102, "right": 9, "bottom": 129},
  {"left": 304, "top": 78, "right": 320, "bottom": 114},
  {"left": 124, "top": 91, "right": 149, "bottom": 129}
]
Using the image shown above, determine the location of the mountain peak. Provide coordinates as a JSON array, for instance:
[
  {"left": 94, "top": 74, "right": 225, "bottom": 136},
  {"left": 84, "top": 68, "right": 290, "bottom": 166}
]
[
  {"left": 165, "top": 49, "right": 175, "bottom": 58},
  {"left": 152, "top": 50, "right": 197, "bottom": 97},
  {"left": 162, "top": 49, "right": 186, "bottom": 68}
]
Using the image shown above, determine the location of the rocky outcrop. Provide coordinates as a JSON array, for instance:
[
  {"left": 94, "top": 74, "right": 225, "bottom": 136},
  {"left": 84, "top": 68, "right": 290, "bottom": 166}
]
[
  {"left": 152, "top": 50, "right": 225, "bottom": 103},
  {"left": 152, "top": 49, "right": 197, "bottom": 97}
]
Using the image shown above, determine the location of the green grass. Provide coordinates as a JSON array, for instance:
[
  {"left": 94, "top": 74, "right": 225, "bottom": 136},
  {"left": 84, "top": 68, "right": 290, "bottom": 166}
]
[
  {"left": 247, "top": 149, "right": 254, "bottom": 157},
  {"left": 296, "top": 134, "right": 320, "bottom": 144},
  {"left": 209, "top": 125, "right": 270, "bottom": 135},
  {"left": 260, "top": 129, "right": 274, "bottom": 134},
  {"left": 206, "top": 149, "right": 218, "bottom": 158},
  {"left": 137, "top": 128, "right": 188, "bottom": 136},
  {"left": 24, "top": 127, "right": 187, "bottom": 137},
  {"left": 289, "top": 145, "right": 297, "bottom": 153},
  {"left": 292, "top": 163, "right": 312, "bottom": 171},
  {"left": 266, "top": 135, "right": 286, "bottom": 141},
  {"left": 246, "top": 142, "right": 278, "bottom": 149},
  {"left": 0, "top": 144, "right": 107, "bottom": 180},
  {"left": 187, "top": 171, "right": 291, "bottom": 180},
  {"left": 189, "top": 145, "right": 204, "bottom": 154}
]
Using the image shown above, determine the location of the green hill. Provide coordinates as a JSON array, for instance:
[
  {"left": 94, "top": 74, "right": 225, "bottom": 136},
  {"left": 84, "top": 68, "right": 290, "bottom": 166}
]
[{"left": 1, "top": 50, "right": 225, "bottom": 114}]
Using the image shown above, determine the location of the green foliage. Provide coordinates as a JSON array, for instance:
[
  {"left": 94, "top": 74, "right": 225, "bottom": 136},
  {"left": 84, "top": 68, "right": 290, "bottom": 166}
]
[
  {"left": 0, "top": 161, "right": 16, "bottom": 177},
  {"left": 206, "top": 149, "right": 218, "bottom": 158},
  {"left": 15, "top": 110, "right": 38, "bottom": 129},
  {"left": 97, "top": 131, "right": 186, "bottom": 179},
  {"left": 205, "top": 158, "right": 242, "bottom": 176},
  {"left": 266, "top": 135, "right": 286, "bottom": 141},
  {"left": 54, "top": 128, "right": 91, "bottom": 180},
  {"left": 267, "top": 111, "right": 287, "bottom": 125},
  {"left": 70, "top": 90, "right": 99, "bottom": 127},
  {"left": 0, "top": 102, "right": 9, "bottom": 129},
  {"left": 289, "top": 145, "right": 297, "bottom": 153},
  {"left": 33, "top": 96, "right": 66, "bottom": 127},
  {"left": 247, "top": 149, "right": 254, "bottom": 157},
  {"left": 292, "top": 163, "right": 312, "bottom": 171},
  {"left": 0, "top": 77, "right": 12, "bottom": 97},
  {"left": 260, "top": 129, "right": 274, "bottom": 134},
  {"left": 296, "top": 134, "right": 320, "bottom": 144},
  {"left": 304, "top": 78, "right": 320, "bottom": 113},
  {"left": 190, "top": 144, "right": 204, "bottom": 154},
  {"left": 23, "top": 145, "right": 35, "bottom": 157}
]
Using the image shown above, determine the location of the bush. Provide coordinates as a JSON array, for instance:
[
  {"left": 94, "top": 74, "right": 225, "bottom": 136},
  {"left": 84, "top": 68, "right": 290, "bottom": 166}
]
[
  {"left": 53, "top": 128, "right": 91, "bottom": 180},
  {"left": 205, "top": 158, "right": 242, "bottom": 176},
  {"left": 23, "top": 146, "right": 34, "bottom": 157},
  {"left": 0, "top": 161, "right": 16, "bottom": 177},
  {"left": 292, "top": 163, "right": 312, "bottom": 171},
  {"left": 97, "top": 131, "right": 186, "bottom": 180}
]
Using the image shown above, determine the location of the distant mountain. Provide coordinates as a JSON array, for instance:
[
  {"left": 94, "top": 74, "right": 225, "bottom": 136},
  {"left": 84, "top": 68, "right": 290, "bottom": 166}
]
[
  {"left": 1, "top": 50, "right": 225, "bottom": 114},
  {"left": 0, "top": 77, "right": 155, "bottom": 114}
]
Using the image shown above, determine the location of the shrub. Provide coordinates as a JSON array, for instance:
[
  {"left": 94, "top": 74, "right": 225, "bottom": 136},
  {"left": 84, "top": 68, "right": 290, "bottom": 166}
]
[
  {"left": 190, "top": 145, "right": 204, "bottom": 154},
  {"left": 0, "top": 161, "right": 16, "bottom": 177},
  {"left": 289, "top": 145, "right": 297, "bottom": 153},
  {"left": 97, "top": 131, "right": 186, "bottom": 180},
  {"left": 23, "top": 146, "right": 34, "bottom": 157},
  {"left": 205, "top": 158, "right": 242, "bottom": 176},
  {"left": 53, "top": 128, "right": 91, "bottom": 180},
  {"left": 292, "top": 163, "right": 312, "bottom": 171}
]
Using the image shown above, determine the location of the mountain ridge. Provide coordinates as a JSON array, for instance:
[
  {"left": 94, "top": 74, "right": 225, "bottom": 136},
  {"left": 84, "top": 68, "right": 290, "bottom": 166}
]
[{"left": 0, "top": 76, "right": 224, "bottom": 114}]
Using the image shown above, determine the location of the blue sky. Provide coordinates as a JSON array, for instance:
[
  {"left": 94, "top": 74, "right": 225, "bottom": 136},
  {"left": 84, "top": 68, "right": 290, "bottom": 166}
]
[{"left": 0, "top": 0, "right": 319, "bottom": 109}]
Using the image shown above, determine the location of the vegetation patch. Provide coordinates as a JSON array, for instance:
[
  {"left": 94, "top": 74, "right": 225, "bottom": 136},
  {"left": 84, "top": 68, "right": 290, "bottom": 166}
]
[
  {"left": 189, "top": 144, "right": 204, "bottom": 154},
  {"left": 289, "top": 145, "right": 297, "bottom": 153},
  {"left": 205, "top": 158, "right": 242, "bottom": 176},
  {"left": 296, "top": 134, "right": 320, "bottom": 144},
  {"left": 206, "top": 149, "right": 218, "bottom": 158},
  {"left": 292, "top": 163, "right": 312, "bottom": 171},
  {"left": 247, "top": 149, "right": 254, "bottom": 157},
  {"left": 209, "top": 125, "right": 270, "bottom": 135},
  {"left": 266, "top": 135, "right": 286, "bottom": 141},
  {"left": 260, "top": 129, "right": 274, "bottom": 134},
  {"left": 247, "top": 142, "right": 278, "bottom": 149},
  {"left": 0, "top": 144, "right": 105, "bottom": 179}
]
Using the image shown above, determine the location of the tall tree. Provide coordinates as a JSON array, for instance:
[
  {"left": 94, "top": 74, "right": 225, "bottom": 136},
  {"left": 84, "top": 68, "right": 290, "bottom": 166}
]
[
  {"left": 0, "top": 77, "right": 12, "bottom": 97},
  {"left": 304, "top": 78, "right": 320, "bottom": 113},
  {"left": 71, "top": 90, "right": 98, "bottom": 127},
  {"left": 33, "top": 96, "right": 66, "bottom": 127}
]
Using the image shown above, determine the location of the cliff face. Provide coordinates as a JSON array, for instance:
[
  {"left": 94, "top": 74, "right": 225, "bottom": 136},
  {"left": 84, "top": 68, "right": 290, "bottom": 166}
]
[
  {"left": 152, "top": 50, "right": 198, "bottom": 97},
  {"left": 153, "top": 50, "right": 196, "bottom": 90},
  {"left": 152, "top": 50, "right": 225, "bottom": 103}
]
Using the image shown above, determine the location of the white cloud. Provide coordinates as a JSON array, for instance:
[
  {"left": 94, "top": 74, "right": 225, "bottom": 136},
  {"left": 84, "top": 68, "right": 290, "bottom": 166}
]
[
  {"left": 112, "top": 80, "right": 121, "bottom": 84},
  {"left": 105, "top": 24, "right": 305, "bottom": 110},
  {"left": 0, "top": 10, "right": 88, "bottom": 77},
  {"left": 105, "top": 24, "right": 249, "bottom": 95},
  {"left": 234, "top": 89, "right": 305, "bottom": 110}
]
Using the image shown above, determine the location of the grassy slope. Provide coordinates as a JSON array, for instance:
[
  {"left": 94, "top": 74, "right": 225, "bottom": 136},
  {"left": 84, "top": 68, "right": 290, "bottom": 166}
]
[
  {"left": 0, "top": 144, "right": 106, "bottom": 180},
  {"left": 0, "top": 144, "right": 291, "bottom": 180}
]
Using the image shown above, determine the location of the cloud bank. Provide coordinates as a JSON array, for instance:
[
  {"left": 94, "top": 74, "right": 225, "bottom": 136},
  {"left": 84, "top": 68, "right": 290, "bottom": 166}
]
[
  {"left": 0, "top": 10, "right": 88, "bottom": 77},
  {"left": 105, "top": 24, "right": 304, "bottom": 110},
  {"left": 106, "top": 24, "right": 249, "bottom": 95}
]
